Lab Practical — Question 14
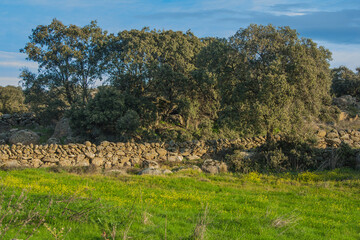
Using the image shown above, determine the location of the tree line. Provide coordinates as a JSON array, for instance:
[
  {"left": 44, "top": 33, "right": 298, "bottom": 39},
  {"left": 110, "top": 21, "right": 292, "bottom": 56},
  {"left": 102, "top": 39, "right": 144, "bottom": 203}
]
[{"left": 15, "top": 19, "right": 358, "bottom": 142}]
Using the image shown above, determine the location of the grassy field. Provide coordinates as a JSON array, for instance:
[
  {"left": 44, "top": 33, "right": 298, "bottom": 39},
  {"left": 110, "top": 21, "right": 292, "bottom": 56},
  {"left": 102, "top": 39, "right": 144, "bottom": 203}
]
[{"left": 0, "top": 168, "right": 359, "bottom": 239}]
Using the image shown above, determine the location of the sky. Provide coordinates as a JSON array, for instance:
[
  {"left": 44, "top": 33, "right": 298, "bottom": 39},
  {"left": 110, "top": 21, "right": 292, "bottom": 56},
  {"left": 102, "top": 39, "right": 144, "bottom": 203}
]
[{"left": 0, "top": 0, "right": 359, "bottom": 86}]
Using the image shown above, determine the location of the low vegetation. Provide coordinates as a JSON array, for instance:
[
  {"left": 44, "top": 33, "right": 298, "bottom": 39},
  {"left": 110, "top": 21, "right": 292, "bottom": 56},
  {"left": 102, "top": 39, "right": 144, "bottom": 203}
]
[{"left": 0, "top": 168, "right": 359, "bottom": 239}]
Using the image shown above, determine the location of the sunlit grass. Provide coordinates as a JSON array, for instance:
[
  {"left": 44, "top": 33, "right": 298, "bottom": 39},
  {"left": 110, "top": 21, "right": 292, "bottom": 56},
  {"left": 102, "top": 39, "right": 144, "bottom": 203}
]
[{"left": 0, "top": 168, "right": 359, "bottom": 239}]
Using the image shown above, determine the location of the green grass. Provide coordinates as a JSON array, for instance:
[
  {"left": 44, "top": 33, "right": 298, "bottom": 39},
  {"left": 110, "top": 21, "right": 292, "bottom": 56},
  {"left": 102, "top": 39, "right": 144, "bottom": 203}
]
[{"left": 0, "top": 168, "right": 359, "bottom": 239}]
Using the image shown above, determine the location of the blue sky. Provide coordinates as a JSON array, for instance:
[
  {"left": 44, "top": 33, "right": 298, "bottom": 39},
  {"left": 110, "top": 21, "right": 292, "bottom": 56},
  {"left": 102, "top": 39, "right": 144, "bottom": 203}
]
[{"left": 0, "top": 0, "right": 359, "bottom": 86}]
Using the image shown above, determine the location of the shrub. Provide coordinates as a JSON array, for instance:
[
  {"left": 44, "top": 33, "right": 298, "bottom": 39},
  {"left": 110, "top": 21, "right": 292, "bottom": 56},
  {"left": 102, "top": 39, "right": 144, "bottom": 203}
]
[{"left": 226, "top": 150, "right": 258, "bottom": 173}]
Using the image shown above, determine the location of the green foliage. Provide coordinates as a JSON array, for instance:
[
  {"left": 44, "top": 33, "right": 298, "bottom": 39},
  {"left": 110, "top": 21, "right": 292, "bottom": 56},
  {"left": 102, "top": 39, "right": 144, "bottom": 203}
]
[
  {"left": 226, "top": 150, "right": 258, "bottom": 173},
  {"left": 257, "top": 140, "right": 318, "bottom": 172},
  {"left": 20, "top": 19, "right": 108, "bottom": 124},
  {"left": 69, "top": 86, "right": 126, "bottom": 137},
  {"left": 199, "top": 24, "right": 333, "bottom": 139},
  {"left": 20, "top": 21, "right": 341, "bottom": 141},
  {"left": 0, "top": 86, "right": 27, "bottom": 114},
  {"left": 331, "top": 66, "right": 360, "bottom": 98},
  {"left": 116, "top": 110, "right": 140, "bottom": 133}
]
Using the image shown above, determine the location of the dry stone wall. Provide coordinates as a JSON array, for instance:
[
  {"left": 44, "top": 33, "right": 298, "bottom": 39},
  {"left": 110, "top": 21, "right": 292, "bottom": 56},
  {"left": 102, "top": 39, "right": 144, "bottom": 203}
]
[{"left": 0, "top": 129, "right": 360, "bottom": 169}]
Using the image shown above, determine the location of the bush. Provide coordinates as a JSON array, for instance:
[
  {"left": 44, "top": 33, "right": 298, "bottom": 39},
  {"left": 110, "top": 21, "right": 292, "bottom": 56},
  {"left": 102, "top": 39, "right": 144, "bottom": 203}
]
[
  {"left": 116, "top": 110, "right": 140, "bottom": 133},
  {"left": 0, "top": 86, "right": 28, "bottom": 114},
  {"left": 226, "top": 150, "right": 258, "bottom": 173}
]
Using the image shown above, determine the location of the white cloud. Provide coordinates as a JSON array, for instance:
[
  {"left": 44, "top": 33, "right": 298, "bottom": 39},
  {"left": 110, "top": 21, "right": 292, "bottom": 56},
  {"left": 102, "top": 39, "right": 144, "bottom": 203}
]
[
  {"left": 0, "top": 51, "right": 38, "bottom": 70},
  {"left": 316, "top": 41, "right": 360, "bottom": 70},
  {"left": 0, "top": 77, "right": 21, "bottom": 87}
]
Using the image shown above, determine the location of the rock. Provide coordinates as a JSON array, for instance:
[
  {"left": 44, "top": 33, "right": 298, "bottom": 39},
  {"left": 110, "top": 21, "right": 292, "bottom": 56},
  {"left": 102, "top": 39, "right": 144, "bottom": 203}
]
[
  {"left": 91, "top": 157, "right": 105, "bottom": 167},
  {"left": 340, "top": 134, "right": 350, "bottom": 140},
  {"left": 9, "top": 130, "right": 40, "bottom": 145},
  {"left": 42, "top": 157, "right": 59, "bottom": 163},
  {"left": 142, "top": 160, "right": 159, "bottom": 169},
  {"left": 0, "top": 120, "right": 11, "bottom": 133},
  {"left": 2, "top": 160, "right": 19, "bottom": 168},
  {"left": 59, "top": 159, "right": 72, "bottom": 167},
  {"left": 31, "top": 159, "right": 43, "bottom": 168},
  {"left": 47, "top": 138, "right": 60, "bottom": 144},
  {"left": 339, "top": 112, "right": 348, "bottom": 121},
  {"left": 187, "top": 155, "right": 201, "bottom": 160},
  {"left": 85, "top": 152, "right": 95, "bottom": 159},
  {"left": 144, "top": 152, "right": 158, "bottom": 160},
  {"left": 316, "top": 130, "right": 327, "bottom": 138},
  {"left": 138, "top": 168, "right": 162, "bottom": 175},
  {"left": 172, "top": 165, "right": 202, "bottom": 173},
  {"left": 201, "top": 159, "right": 228, "bottom": 174},
  {"left": 156, "top": 148, "right": 167, "bottom": 157},
  {"left": 162, "top": 169, "right": 173, "bottom": 174},
  {"left": 51, "top": 117, "right": 72, "bottom": 139},
  {"left": 326, "top": 131, "right": 339, "bottom": 139},
  {"left": 77, "top": 159, "right": 90, "bottom": 167},
  {"left": 326, "top": 138, "right": 342, "bottom": 145},
  {"left": 167, "top": 155, "right": 183, "bottom": 162}
]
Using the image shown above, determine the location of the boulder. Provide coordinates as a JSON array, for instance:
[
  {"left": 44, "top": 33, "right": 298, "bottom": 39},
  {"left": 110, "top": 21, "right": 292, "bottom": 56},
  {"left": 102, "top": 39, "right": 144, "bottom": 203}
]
[
  {"left": 172, "top": 165, "right": 202, "bottom": 173},
  {"left": 316, "top": 130, "right": 327, "bottom": 138},
  {"left": 201, "top": 159, "right": 228, "bottom": 174},
  {"left": 2, "top": 160, "right": 19, "bottom": 168},
  {"left": 138, "top": 168, "right": 162, "bottom": 175},
  {"left": 51, "top": 117, "right": 72, "bottom": 139},
  {"left": 138, "top": 168, "right": 172, "bottom": 175},
  {"left": 9, "top": 130, "right": 40, "bottom": 145},
  {"left": 91, "top": 157, "right": 105, "bottom": 167},
  {"left": 0, "top": 120, "right": 11, "bottom": 133},
  {"left": 142, "top": 160, "right": 159, "bottom": 169}
]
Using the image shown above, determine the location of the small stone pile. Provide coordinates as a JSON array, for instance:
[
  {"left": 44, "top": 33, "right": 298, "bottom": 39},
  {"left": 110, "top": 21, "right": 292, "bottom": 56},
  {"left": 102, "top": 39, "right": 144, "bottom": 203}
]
[{"left": 316, "top": 129, "right": 360, "bottom": 148}]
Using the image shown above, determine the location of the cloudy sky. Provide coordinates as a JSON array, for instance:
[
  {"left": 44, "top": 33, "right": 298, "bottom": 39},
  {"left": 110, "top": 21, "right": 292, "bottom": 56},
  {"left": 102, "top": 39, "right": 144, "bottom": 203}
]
[{"left": 0, "top": 0, "right": 359, "bottom": 86}]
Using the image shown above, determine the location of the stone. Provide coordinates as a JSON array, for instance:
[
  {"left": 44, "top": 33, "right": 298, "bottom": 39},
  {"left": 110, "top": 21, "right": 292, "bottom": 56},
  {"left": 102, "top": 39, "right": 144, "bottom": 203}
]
[
  {"left": 2, "top": 160, "right": 19, "bottom": 168},
  {"left": 0, "top": 121, "right": 11, "bottom": 133},
  {"left": 326, "top": 131, "right": 339, "bottom": 139},
  {"left": 326, "top": 138, "right": 342, "bottom": 145},
  {"left": 187, "top": 155, "right": 201, "bottom": 160},
  {"left": 42, "top": 157, "right": 59, "bottom": 163},
  {"left": 59, "top": 159, "right": 72, "bottom": 167},
  {"left": 30, "top": 159, "right": 42, "bottom": 168},
  {"left": 162, "top": 169, "right": 173, "bottom": 174},
  {"left": 9, "top": 130, "right": 40, "bottom": 145},
  {"left": 144, "top": 152, "right": 158, "bottom": 160},
  {"left": 85, "top": 152, "right": 95, "bottom": 159},
  {"left": 51, "top": 117, "right": 72, "bottom": 139},
  {"left": 156, "top": 148, "right": 167, "bottom": 157},
  {"left": 142, "top": 160, "right": 159, "bottom": 169},
  {"left": 77, "top": 159, "right": 90, "bottom": 167},
  {"left": 172, "top": 165, "right": 202, "bottom": 173},
  {"left": 91, "top": 157, "right": 105, "bottom": 167},
  {"left": 316, "top": 130, "right": 327, "bottom": 138},
  {"left": 201, "top": 159, "right": 228, "bottom": 174},
  {"left": 340, "top": 134, "right": 350, "bottom": 140},
  {"left": 47, "top": 138, "right": 60, "bottom": 144}
]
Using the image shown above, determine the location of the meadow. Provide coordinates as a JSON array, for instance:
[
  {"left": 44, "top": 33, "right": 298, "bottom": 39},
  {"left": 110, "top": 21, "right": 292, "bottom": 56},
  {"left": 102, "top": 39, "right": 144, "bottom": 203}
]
[{"left": 0, "top": 168, "right": 359, "bottom": 239}]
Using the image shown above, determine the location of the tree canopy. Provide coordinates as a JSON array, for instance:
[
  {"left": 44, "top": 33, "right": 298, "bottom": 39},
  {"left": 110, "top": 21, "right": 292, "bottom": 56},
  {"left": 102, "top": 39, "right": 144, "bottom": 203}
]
[{"left": 20, "top": 20, "right": 342, "bottom": 142}]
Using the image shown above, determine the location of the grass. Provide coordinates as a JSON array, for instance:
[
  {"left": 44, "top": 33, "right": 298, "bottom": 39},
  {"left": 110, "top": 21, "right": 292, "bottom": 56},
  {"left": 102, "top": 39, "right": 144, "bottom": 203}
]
[{"left": 0, "top": 168, "right": 359, "bottom": 239}]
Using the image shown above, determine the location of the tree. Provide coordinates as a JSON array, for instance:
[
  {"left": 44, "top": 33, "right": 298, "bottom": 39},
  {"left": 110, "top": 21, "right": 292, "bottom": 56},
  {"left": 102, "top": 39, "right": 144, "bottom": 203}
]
[
  {"left": 0, "top": 86, "right": 27, "bottom": 114},
  {"left": 202, "top": 24, "right": 333, "bottom": 140},
  {"left": 106, "top": 29, "right": 213, "bottom": 130},
  {"left": 20, "top": 19, "right": 108, "bottom": 106},
  {"left": 331, "top": 66, "right": 360, "bottom": 98}
]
